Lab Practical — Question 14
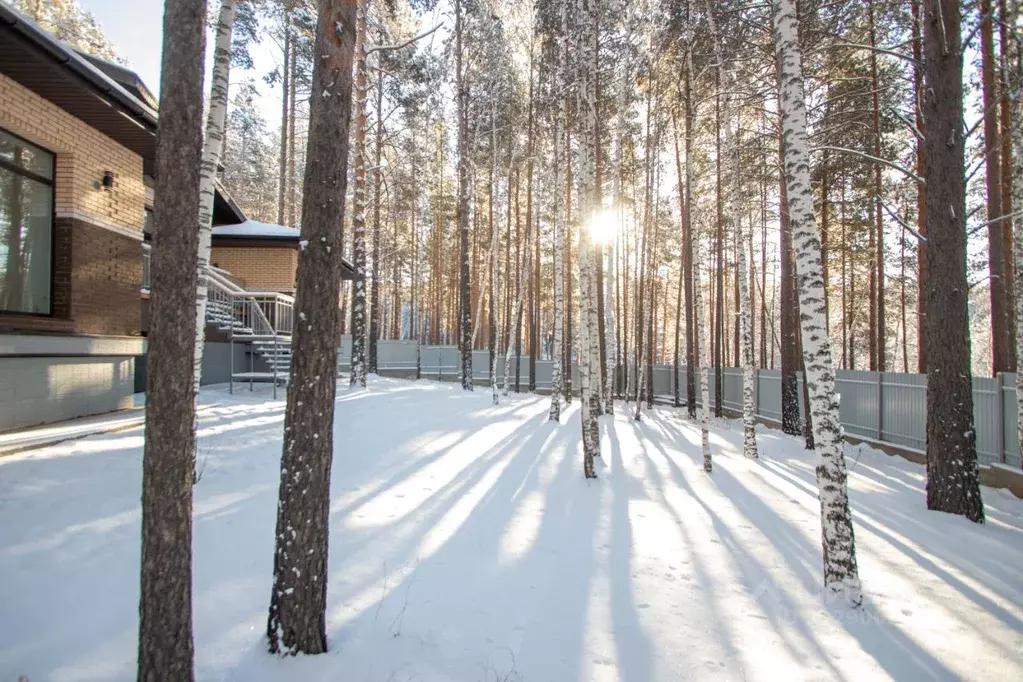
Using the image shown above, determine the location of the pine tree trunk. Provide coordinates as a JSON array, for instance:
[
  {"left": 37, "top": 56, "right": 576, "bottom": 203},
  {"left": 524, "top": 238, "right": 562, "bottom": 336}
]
[
  {"left": 287, "top": 42, "right": 297, "bottom": 227},
  {"left": 267, "top": 0, "right": 356, "bottom": 655},
  {"left": 349, "top": 0, "right": 370, "bottom": 387},
  {"left": 277, "top": 19, "right": 290, "bottom": 226},
  {"left": 921, "top": 0, "right": 985, "bottom": 522},
  {"left": 1010, "top": 0, "right": 1023, "bottom": 471},
  {"left": 138, "top": 0, "right": 206, "bottom": 676},
  {"left": 982, "top": 0, "right": 1011, "bottom": 376},
  {"left": 778, "top": 70, "right": 800, "bottom": 434},
  {"left": 912, "top": 0, "right": 927, "bottom": 373},
  {"left": 456, "top": 0, "right": 473, "bottom": 390},
  {"left": 999, "top": 0, "right": 1016, "bottom": 372},
  {"left": 684, "top": 45, "right": 697, "bottom": 417},
  {"left": 773, "top": 0, "right": 862, "bottom": 602},
  {"left": 193, "top": 0, "right": 236, "bottom": 417},
  {"left": 868, "top": 0, "right": 885, "bottom": 372}
]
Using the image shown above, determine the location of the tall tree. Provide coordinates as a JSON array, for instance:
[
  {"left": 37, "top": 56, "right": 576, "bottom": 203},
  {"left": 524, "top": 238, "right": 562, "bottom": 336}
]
[
  {"left": 349, "top": 0, "right": 370, "bottom": 387},
  {"left": 193, "top": 0, "right": 237, "bottom": 424},
  {"left": 267, "top": 0, "right": 357, "bottom": 654},
  {"left": 550, "top": 0, "right": 567, "bottom": 422},
  {"left": 773, "top": 0, "right": 861, "bottom": 603},
  {"left": 921, "top": 0, "right": 985, "bottom": 523},
  {"left": 137, "top": 0, "right": 206, "bottom": 677},
  {"left": 456, "top": 0, "right": 473, "bottom": 390},
  {"left": 982, "top": 0, "right": 1013, "bottom": 375}
]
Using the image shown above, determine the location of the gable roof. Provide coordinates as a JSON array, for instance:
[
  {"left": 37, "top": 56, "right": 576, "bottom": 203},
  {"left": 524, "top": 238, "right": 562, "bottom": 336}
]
[{"left": 0, "top": 2, "right": 158, "bottom": 165}]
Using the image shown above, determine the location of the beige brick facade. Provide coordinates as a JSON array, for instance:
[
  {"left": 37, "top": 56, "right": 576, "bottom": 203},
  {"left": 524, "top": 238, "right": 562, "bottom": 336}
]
[
  {"left": 212, "top": 246, "right": 298, "bottom": 292},
  {"left": 0, "top": 72, "right": 146, "bottom": 234},
  {"left": 0, "top": 73, "right": 145, "bottom": 336}
]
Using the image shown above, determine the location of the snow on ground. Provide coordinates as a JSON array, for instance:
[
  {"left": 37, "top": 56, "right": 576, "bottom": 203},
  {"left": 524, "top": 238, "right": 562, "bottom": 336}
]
[{"left": 1, "top": 377, "right": 1022, "bottom": 681}]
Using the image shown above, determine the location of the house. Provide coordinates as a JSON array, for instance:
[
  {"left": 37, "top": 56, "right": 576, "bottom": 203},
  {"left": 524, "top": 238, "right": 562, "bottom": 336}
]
[{"left": 0, "top": 4, "right": 354, "bottom": 431}]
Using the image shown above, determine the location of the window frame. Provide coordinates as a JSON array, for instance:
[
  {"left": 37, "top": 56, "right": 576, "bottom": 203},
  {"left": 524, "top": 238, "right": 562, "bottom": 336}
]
[{"left": 0, "top": 127, "right": 57, "bottom": 317}]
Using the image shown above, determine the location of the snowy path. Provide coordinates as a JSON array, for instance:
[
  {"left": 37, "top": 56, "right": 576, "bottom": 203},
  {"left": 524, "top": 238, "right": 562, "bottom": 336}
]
[{"left": 1, "top": 377, "right": 1021, "bottom": 681}]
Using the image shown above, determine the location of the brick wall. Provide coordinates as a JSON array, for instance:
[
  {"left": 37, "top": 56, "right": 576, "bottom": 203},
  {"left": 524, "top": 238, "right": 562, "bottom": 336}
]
[
  {"left": 0, "top": 218, "right": 143, "bottom": 336},
  {"left": 0, "top": 72, "right": 145, "bottom": 232},
  {"left": 211, "top": 245, "right": 298, "bottom": 292},
  {"left": 0, "top": 73, "right": 145, "bottom": 338}
]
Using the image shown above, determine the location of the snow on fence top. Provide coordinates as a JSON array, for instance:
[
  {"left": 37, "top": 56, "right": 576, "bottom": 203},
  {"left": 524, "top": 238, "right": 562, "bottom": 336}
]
[{"left": 213, "top": 220, "right": 299, "bottom": 239}]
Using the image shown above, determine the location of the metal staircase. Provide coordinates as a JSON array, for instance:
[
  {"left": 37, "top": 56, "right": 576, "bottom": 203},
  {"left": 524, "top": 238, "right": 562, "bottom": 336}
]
[{"left": 205, "top": 267, "right": 294, "bottom": 397}]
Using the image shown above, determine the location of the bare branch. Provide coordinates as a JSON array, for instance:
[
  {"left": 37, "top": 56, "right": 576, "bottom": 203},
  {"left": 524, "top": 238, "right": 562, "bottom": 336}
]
[
  {"left": 812, "top": 146, "right": 925, "bottom": 185},
  {"left": 366, "top": 23, "right": 443, "bottom": 55}
]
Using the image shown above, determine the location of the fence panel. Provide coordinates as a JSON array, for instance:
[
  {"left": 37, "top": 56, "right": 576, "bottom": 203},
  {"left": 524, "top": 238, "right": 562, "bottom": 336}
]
[
  {"left": 758, "top": 370, "right": 781, "bottom": 421},
  {"left": 723, "top": 368, "right": 743, "bottom": 414},
  {"left": 337, "top": 334, "right": 352, "bottom": 372},
  {"left": 880, "top": 372, "right": 926, "bottom": 451},
  {"left": 652, "top": 364, "right": 673, "bottom": 398},
  {"left": 835, "top": 370, "right": 880, "bottom": 440},
  {"left": 354, "top": 340, "right": 1023, "bottom": 468},
  {"left": 376, "top": 340, "right": 419, "bottom": 377},
  {"left": 973, "top": 375, "right": 1001, "bottom": 466},
  {"left": 419, "top": 345, "right": 459, "bottom": 381},
  {"left": 1003, "top": 374, "right": 1021, "bottom": 468}
]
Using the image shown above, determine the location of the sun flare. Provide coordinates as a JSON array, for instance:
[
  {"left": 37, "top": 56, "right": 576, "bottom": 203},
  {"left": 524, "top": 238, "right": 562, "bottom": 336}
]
[{"left": 588, "top": 209, "right": 620, "bottom": 244}]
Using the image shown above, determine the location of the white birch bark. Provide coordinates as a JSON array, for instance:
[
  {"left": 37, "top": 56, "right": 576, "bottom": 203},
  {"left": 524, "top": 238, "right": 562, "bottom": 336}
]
[
  {"left": 193, "top": 0, "right": 236, "bottom": 401},
  {"left": 576, "top": 0, "right": 598, "bottom": 476},
  {"left": 350, "top": 0, "right": 370, "bottom": 388},
  {"left": 492, "top": 178, "right": 502, "bottom": 406},
  {"left": 705, "top": 0, "right": 758, "bottom": 459},
  {"left": 773, "top": 0, "right": 861, "bottom": 604},
  {"left": 603, "top": 228, "right": 617, "bottom": 414},
  {"left": 694, "top": 229, "right": 712, "bottom": 472},
  {"left": 550, "top": 0, "right": 567, "bottom": 422}
]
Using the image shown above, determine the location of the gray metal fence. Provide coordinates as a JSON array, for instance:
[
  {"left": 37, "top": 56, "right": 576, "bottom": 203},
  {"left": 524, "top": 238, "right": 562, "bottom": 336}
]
[{"left": 343, "top": 338, "right": 1023, "bottom": 468}]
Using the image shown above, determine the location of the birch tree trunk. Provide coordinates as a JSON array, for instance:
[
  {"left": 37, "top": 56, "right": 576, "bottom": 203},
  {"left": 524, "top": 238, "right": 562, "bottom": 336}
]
[
  {"left": 349, "top": 0, "right": 370, "bottom": 388},
  {"left": 456, "top": 0, "right": 473, "bottom": 390},
  {"left": 576, "top": 0, "right": 598, "bottom": 477},
  {"left": 267, "top": 0, "right": 357, "bottom": 655},
  {"left": 772, "top": 0, "right": 861, "bottom": 603},
  {"left": 921, "top": 0, "right": 985, "bottom": 523},
  {"left": 193, "top": 0, "right": 236, "bottom": 419},
  {"left": 695, "top": 229, "right": 712, "bottom": 473},
  {"left": 705, "top": 0, "right": 757, "bottom": 459},
  {"left": 138, "top": 0, "right": 206, "bottom": 676},
  {"left": 550, "top": 0, "right": 567, "bottom": 422}
]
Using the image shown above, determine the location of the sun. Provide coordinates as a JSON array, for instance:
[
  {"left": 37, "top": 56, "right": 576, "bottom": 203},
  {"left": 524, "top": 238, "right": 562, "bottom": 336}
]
[{"left": 588, "top": 208, "right": 620, "bottom": 244}]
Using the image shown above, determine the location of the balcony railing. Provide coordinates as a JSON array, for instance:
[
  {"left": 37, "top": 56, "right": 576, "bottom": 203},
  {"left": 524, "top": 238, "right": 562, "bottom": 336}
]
[{"left": 141, "top": 242, "right": 151, "bottom": 292}]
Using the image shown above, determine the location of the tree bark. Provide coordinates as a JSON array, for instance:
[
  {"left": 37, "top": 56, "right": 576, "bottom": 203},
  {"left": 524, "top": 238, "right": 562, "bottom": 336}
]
[
  {"left": 778, "top": 63, "right": 800, "bottom": 435},
  {"left": 456, "top": 0, "right": 473, "bottom": 390},
  {"left": 277, "top": 18, "right": 290, "bottom": 226},
  {"left": 267, "top": 0, "right": 357, "bottom": 655},
  {"left": 982, "top": 0, "right": 1011, "bottom": 376},
  {"left": 369, "top": 54, "right": 383, "bottom": 374},
  {"left": 922, "top": 0, "right": 985, "bottom": 522},
  {"left": 193, "top": 0, "right": 236, "bottom": 416},
  {"left": 349, "top": 0, "right": 370, "bottom": 387},
  {"left": 138, "top": 0, "right": 206, "bottom": 677},
  {"left": 773, "top": 0, "right": 862, "bottom": 602},
  {"left": 912, "top": 0, "right": 927, "bottom": 373},
  {"left": 550, "top": 4, "right": 566, "bottom": 419}
]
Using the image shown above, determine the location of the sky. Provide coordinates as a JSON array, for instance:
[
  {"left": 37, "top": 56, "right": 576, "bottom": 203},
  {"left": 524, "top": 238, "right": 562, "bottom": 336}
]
[{"left": 79, "top": 0, "right": 284, "bottom": 123}]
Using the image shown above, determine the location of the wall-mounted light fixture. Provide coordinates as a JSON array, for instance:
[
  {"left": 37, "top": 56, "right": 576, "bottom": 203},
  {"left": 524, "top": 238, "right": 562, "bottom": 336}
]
[{"left": 101, "top": 170, "right": 115, "bottom": 190}]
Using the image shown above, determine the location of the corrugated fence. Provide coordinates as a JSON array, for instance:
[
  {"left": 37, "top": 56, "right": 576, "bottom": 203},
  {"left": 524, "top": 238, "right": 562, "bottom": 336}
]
[{"left": 336, "top": 336, "right": 1022, "bottom": 468}]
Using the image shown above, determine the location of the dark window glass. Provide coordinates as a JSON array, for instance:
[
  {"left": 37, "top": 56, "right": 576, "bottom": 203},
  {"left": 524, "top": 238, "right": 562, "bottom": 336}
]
[{"left": 0, "top": 130, "right": 54, "bottom": 314}]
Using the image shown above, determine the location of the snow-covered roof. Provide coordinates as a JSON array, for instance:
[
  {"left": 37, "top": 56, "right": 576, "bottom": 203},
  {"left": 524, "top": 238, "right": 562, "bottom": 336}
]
[{"left": 212, "top": 220, "right": 300, "bottom": 240}]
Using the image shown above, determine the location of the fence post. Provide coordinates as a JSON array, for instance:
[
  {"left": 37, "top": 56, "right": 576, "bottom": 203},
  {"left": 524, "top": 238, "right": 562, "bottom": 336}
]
[
  {"left": 753, "top": 367, "right": 760, "bottom": 417},
  {"left": 876, "top": 371, "right": 883, "bottom": 441},
  {"left": 997, "top": 372, "right": 1006, "bottom": 464}
]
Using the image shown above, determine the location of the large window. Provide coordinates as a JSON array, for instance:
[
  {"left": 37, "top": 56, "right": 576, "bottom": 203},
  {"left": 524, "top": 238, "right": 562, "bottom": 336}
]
[{"left": 0, "top": 129, "right": 54, "bottom": 315}]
